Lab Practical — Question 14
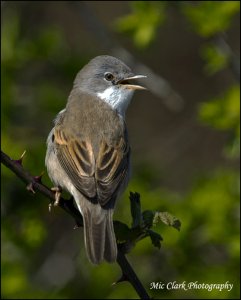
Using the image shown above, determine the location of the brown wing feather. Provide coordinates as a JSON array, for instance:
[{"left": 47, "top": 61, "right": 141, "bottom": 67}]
[
  {"left": 54, "top": 126, "right": 130, "bottom": 207},
  {"left": 96, "top": 137, "right": 130, "bottom": 206},
  {"left": 54, "top": 127, "right": 97, "bottom": 199}
]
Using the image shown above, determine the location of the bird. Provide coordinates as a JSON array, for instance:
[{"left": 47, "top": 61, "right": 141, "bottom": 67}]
[{"left": 45, "top": 55, "right": 146, "bottom": 264}]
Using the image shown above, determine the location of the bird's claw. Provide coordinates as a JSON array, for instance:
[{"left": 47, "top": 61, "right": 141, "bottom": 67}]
[{"left": 51, "top": 186, "right": 62, "bottom": 207}]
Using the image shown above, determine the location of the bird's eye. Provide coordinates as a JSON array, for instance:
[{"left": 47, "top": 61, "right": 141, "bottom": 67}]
[{"left": 104, "top": 72, "right": 114, "bottom": 81}]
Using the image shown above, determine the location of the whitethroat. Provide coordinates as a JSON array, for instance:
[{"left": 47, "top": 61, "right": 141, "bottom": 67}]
[{"left": 45, "top": 55, "right": 146, "bottom": 264}]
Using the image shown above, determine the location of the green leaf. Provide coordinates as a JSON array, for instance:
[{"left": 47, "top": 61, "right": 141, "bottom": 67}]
[
  {"left": 153, "top": 211, "right": 181, "bottom": 231},
  {"left": 201, "top": 44, "right": 229, "bottom": 75},
  {"left": 199, "top": 85, "right": 240, "bottom": 159},
  {"left": 147, "top": 229, "right": 163, "bottom": 249},
  {"left": 199, "top": 85, "right": 240, "bottom": 131},
  {"left": 115, "top": 1, "right": 166, "bottom": 48},
  {"left": 142, "top": 210, "right": 155, "bottom": 229},
  {"left": 114, "top": 221, "right": 131, "bottom": 243},
  {"left": 183, "top": 1, "right": 240, "bottom": 37},
  {"left": 129, "top": 192, "right": 142, "bottom": 228}
]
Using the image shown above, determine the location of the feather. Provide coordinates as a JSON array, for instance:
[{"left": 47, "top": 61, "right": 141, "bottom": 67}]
[{"left": 54, "top": 125, "right": 130, "bottom": 208}]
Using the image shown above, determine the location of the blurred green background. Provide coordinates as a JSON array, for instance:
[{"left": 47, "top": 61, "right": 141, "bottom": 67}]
[{"left": 1, "top": 1, "right": 240, "bottom": 299}]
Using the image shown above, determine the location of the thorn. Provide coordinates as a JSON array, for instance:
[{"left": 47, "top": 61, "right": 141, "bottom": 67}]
[
  {"left": 34, "top": 171, "right": 44, "bottom": 183},
  {"left": 26, "top": 182, "right": 35, "bottom": 194},
  {"left": 112, "top": 273, "right": 128, "bottom": 285},
  {"left": 20, "top": 150, "right": 27, "bottom": 160},
  {"left": 14, "top": 150, "right": 27, "bottom": 166}
]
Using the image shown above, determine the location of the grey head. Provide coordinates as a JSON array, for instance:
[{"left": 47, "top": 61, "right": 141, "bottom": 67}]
[{"left": 73, "top": 55, "right": 146, "bottom": 116}]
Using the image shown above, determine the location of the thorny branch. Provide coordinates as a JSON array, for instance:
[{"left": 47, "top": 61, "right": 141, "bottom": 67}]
[{"left": 1, "top": 150, "right": 150, "bottom": 299}]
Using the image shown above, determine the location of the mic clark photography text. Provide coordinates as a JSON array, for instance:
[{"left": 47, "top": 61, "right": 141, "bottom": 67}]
[{"left": 150, "top": 281, "right": 233, "bottom": 292}]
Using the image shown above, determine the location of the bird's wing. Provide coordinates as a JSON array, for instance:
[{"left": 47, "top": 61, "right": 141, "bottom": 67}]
[
  {"left": 53, "top": 126, "right": 130, "bottom": 206},
  {"left": 96, "top": 136, "right": 130, "bottom": 206},
  {"left": 54, "top": 126, "right": 96, "bottom": 199}
]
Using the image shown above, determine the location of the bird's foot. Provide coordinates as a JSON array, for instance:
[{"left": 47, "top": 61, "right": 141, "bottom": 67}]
[
  {"left": 49, "top": 186, "right": 62, "bottom": 212},
  {"left": 51, "top": 186, "right": 62, "bottom": 206}
]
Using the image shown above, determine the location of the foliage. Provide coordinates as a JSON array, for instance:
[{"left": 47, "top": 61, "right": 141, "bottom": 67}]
[
  {"left": 200, "top": 44, "right": 229, "bottom": 75},
  {"left": 115, "top": 2, "right": 240, "bottom": 298},
  {"left": 115, "top": 1, "right": 166, "bottom": 48},
  {"left": 125, "top": 167, "right": 240, "bottom": 299},
  {"left": 199, "top": 85, "right": 240, "bottom": 132},
  {"left": 199, "top": 85, "right": 240, "bottom": 158},
  {"left": 116, "top": 1, "right": 240, "bottom": 49},
  {"left": 114, "top": 192, "right": 180, "bottom": 251},
  {"left": 182, "top": 1, "right": 240, "bottom": 37}
]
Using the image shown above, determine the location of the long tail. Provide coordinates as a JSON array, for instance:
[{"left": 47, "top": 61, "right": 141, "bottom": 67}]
[{"left": 77, "top": 198, "right": 117, "bottom": 264}]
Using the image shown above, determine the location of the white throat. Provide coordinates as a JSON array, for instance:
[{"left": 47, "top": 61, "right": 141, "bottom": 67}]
[{"left": 97, "top": 86, "right": 134, "bottom": 118}]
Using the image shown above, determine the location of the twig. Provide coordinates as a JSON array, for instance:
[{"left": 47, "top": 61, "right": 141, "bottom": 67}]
[
  {"left": 1, "top": 149, "right": 150, "bottom": 299},
  {"left": 117, "top": 247, "right": 150, "bottom": 299},
  {"left": 1, "top": 150, "right": 83, "bottom": 226}
]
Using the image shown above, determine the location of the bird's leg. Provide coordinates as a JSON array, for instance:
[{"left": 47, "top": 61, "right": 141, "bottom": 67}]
[{"left": 50, "top": 186, "right": 62, "bottom": 209}]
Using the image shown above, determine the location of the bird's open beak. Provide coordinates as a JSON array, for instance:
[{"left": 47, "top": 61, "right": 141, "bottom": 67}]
[{"left": 117, "top": 75, "right": 147, "bottom": 90}]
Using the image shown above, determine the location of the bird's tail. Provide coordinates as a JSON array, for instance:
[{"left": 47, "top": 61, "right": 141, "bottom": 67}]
[{"left": 79, "top": 200, "right": 117, "bottom": 264}]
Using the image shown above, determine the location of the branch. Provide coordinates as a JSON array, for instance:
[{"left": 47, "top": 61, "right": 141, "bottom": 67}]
[
  {"left": 1, "top": 150, "right": 150, "bottom": 299},
  {"left": 117, "top": 247, "right": 150, "bottom": 299},
  {"left": 1, "top": 150, "right": 83, "bottom": 226}
]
